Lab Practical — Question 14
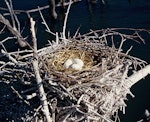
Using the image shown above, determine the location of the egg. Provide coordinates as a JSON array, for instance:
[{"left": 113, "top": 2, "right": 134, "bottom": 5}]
[
  {"left": 64, "top": 59, "right": 73, "bottom": 69},
  {"left": 72, "top": 58, "right": 84, "bottom": 68},
  {"left": 64, "top": 58, "right": 84, "bottom": 71},
  {"left": 71, "top": 63, "right": 83, "bottom": 70}
]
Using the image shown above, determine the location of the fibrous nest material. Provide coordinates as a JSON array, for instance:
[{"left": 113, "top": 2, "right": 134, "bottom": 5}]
[
  {"left": 36, "top": 29, "right": 147, "bottom": 121},
  {"left": 46, "top": 49, "right": 94, "bottom": 72},
  {"left": 0, "top": 28, "right": 148, "bottom": 122}
]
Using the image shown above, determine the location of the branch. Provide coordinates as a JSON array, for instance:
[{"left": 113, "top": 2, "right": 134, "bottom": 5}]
[
  {"left": 38, "top": 7, "right": 56, "bottom": 36},
  {"left": 1, "top": 49, "right": 18, "bottom": 64},
  {"left": 30, "top": 17, "right": 52, "bottom": 122},
  {"left": 62, "top": 0, "right": 72, "bottom": 40},
  {"left": 0, "top": 0, "right": 81, "bottom": 16},
  {"left": 125, "top": 64, "right": 150, "bottom": 89},
  {"left": 0, "top": 14, "right": 27, "bottom": 47}
]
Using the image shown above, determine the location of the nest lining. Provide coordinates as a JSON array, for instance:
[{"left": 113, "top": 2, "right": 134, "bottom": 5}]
[{"left": 47, "top": 49, "right": 95, "bottom": 72}]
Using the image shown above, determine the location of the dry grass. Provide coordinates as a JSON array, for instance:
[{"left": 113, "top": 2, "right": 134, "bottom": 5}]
[{"left": 46, "top": 49, "right": 95, "bottom": 73}]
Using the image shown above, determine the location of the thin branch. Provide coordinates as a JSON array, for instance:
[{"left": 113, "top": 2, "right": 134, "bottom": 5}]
[
  {"left": 11, "top": 86, "right": 30, "bottom": 105},
  {"left": 0, "top": 0, "right": 81, "bottom": 15},
  {"left": 5, "top": 0, "right": 16, "bottom": 29},
  {"left": 125, "top": 46, "right": 133, "bottom": 55},
  {"left": 30, "top": 17, "right": 52, "bottom": 122},
  {"left": 8, "top": 0, "right": 20, "bottom": 32},
  {"left": 0, "top": 25, "right": 6, "bottom": 33},
  {"left": 38, "top": 7, "right": 56, "bottom": 36},
  {"left": 1, "top": 49, "right": 18, "bottom": 64},
  {"left": 125, "top": 64, "right": 150, "bottom": 89},
  {"left": 73, "top": 26, "right": 81, "bottom": 38},
  {"left": 0, "top": 14, "right": 27, "bottom": 47},
  {"left": 62, "top": 0, "right": 72, "bottom": 39}
]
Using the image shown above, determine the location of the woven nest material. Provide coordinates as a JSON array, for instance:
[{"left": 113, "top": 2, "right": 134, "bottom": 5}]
[
  {"left": 39, "top": 39, "right": 113, "bottom": 86},
  {"left": 46, "top": 49, "right": 94, "bottom": 72},
  {"left": 37, "top": 32, "right": 146, "bottom": 121}
]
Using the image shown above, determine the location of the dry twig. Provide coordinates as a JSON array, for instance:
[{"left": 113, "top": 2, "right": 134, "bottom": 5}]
[
  {"left": 30, "top": 17, "right": 52, "bottom": 122},
  {"left": 0, "top": 1, "right": 150, "bottom": 121}
]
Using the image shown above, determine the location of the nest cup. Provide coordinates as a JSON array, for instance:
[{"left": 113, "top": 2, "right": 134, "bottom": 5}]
[
  {"left": 39, "top": 40, "right": 103, "bottom": 86},
  {"left": 47, "top": 49, "right": 95, "bottom": 72}
]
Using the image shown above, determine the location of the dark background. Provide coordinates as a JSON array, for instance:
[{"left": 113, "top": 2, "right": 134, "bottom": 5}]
[{"left": 0, "top": 0, "right": 150, "bottom": 121}]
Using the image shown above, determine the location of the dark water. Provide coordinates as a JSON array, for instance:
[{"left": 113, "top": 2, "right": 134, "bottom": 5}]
[{"left": 0, "top": 0, "right": 150, "bottom": 121}]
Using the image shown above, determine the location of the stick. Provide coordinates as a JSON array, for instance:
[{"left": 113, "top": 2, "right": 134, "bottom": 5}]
[
  {"left": 11, "top": 86, "right": 30, "bottom": 105},
  {"left": 30, "top": 17, "right": 52, "bottom": 122},
  {"left": 0, "top": 14, "right": 27, "bottom": 47},
  {"left": 38, "top": 7, "right": 56, "bottom": 36},
  {"left": 125, "top": 64, "right": 150, "bottom": 89},
  {"left": 62, "top": 0, "right": 72, "bottom": 39},
  {"left": 1, "top": 49, "right": 18, "bottom": 64}
]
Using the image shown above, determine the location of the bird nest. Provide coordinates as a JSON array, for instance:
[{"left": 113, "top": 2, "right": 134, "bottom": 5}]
[
  {"left": 0, "top": 28, "right": 148, "bottom": 122},
  {"left": 0, "top": 1, "right": 149, "bottom": 120},
  {"left": 36, "top": 30, "right": 147, "bottom": 121},
  {"left": 39, "top": 38, "right": 113, "bottom": 87}
]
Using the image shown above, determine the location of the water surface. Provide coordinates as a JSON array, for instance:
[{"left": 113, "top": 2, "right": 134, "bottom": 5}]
[{"left": 0, "top": 0, "right": 150, "bottom": 121}]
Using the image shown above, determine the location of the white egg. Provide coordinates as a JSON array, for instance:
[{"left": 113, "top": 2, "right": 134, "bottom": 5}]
[
  {"left": 64, "top": 59, "right": 73, "bottom": 69},
  {"left": 72, "top": 58, "right": 84, "bottom": 67},
  {"left": 64, "top": 58, "right": 84, "bottom": 70},
  {"left": 71, "top": 64, "right": 82, "bottom": 70}
]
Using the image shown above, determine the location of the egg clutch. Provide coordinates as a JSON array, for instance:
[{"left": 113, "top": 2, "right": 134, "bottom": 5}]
[
  {"left": 64, "top": 58, "right": 84, "bottom": 70},
  {"left": 45, "top": 49, "right": 95, "bottom": 74}
]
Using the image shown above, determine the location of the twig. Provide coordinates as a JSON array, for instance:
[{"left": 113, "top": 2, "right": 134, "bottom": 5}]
[
  {"left": 0, "top": 0, "right": 81, "bottom": 16},
  {"left": 9, "top": 0, "right": 21, "bottom": 32},
  {"left": 0, "top": 25, "right": 6, "bottom": 33},
  {"left": 0, "top": 37, "right": 16, "bottom": 44},
  {"left": 125, "top": 46, "right": 133, "bottom": 55},
  {"left": 5, "top": 0, "right": 16, "bottom": 29},
  {"left": 73, "top": 26, "right": 81, "bottom": 38},
  {"left": 11, "top": 86, "right": 30, "bottom": 105},
  {"left": 38, "top": 7, "right": 56, "bottom": 36},
  {"left": 62, "top": 0, "right": 72, "bottom": 40},
  {"left": 0, "top": 14, "right": 27, "bottom": 47},
  {"left": 30, "top": 17, "right": 52, "bottom": 122},
  {"left": 125, "top": 64, "right": 150, "bottom": 88},
  {"left": 0, "top": 37, "right": 16, "bottom": 52},
  {"left": 1, "top": 49, "right": 18, "bottom": 64},
  {"left": 26, "top": 93, "right": 37, "bottom": 100}
]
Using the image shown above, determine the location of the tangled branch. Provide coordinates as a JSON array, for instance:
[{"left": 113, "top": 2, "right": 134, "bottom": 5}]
[{"left": 0, "top": 1, "right": 150, "bottom": 122}]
